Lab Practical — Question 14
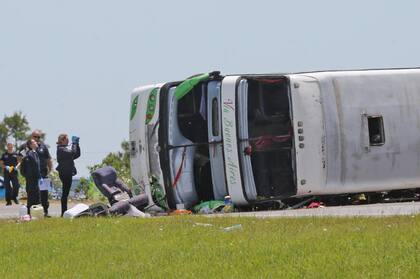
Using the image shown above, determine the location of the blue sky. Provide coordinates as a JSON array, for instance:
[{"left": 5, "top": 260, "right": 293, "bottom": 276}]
[{"left": 1, "top": 0, "right": 420, "bottom": 176}]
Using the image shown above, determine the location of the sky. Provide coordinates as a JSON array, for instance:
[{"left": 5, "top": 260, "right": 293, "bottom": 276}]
[{"left": 1, "top": 0, "right": 420, "bottom": 177}]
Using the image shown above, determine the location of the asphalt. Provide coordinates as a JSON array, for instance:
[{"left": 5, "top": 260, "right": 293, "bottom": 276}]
[
  {"left": 1, "top": 200, "right": 419, "bottom": 219},
  {"left": 0, "top": 200, "right": 78, "bottom": 219},
  {"left": 215, "top": 201, "right": 420, "bottom": 218}
]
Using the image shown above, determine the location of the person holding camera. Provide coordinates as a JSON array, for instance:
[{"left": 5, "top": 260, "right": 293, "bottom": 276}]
[{"left": 56, "top": 134, "right": 81, "bottom": 216}]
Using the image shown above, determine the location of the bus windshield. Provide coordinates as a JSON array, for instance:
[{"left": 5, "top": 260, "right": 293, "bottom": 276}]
[{"left": 164, "top": 80, "right": 226, "bottom": 207}]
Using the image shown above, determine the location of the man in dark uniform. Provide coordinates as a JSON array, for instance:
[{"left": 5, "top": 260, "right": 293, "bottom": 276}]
[
  {"left": 21, "top": 139, "right": 41, "bottom": 214},
  {"left": 0, "top": 143, "right": 21, "bottom": 205},
  {"left": 31, "top": 130, "right": 53, "bottom": 217}
]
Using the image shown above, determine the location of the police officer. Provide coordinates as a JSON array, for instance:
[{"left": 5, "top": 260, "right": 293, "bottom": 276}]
[
  {"left": 31, "top": 130, "right": 53, "bottom": 217},
  {"left": 0, "top": 143, "right": 21, "bottom": 205},
  {"left": 56, "top": 134, "right": 81, "bottom": 216},
  {"left": 20, "top": 139, "right": 41, "bottom": 215}
]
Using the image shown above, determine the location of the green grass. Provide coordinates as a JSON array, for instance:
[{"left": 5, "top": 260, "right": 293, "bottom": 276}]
[{"left": 0, "top": 215, "right": 419, "bottom": 278}]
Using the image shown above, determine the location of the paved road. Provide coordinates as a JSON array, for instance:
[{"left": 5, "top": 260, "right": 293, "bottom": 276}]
[
  {"left": 0, "top": 200, "right": 79, "bottom": 219},
  {"left": 1, "top": 200, "right": 420, "bottom": 219},
  {"left": 217, "top": 201, "right": 420, "bottom": 218}
]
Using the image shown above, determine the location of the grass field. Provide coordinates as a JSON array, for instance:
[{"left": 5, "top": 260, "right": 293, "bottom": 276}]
[{"left": 0, "top": 215, "right": 419, "bottom": 278}]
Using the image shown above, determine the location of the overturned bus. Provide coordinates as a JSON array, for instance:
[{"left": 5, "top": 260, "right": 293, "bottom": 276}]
[{"left": 129, "top": 68, "right": 420, "bottom": 211}]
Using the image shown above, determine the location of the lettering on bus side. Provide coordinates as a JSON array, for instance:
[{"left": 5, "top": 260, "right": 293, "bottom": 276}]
[{"left": 222, "top": 98, "right": 239, "bottom": 186}]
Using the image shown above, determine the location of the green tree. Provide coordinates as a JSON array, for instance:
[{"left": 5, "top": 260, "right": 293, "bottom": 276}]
[
  {"left": 0, "top": 123, "right": 8, "bottom": 153},
  {"left": 0, "top": 112, "right": 31, "bottom": 154},
  {"left": 3, "top": 112, "right": 31, "bottom": 148},
  {"left": 76, "top": 177, "right": 104, "bottom": 201}
]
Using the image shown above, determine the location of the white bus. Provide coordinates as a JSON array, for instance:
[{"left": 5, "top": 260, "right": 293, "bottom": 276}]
[{"left": 129, "top": 68, "right": 420, "bottom": 210}]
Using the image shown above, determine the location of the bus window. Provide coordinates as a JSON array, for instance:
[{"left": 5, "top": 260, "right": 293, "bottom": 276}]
[
  {"left": 168, "top": 82, "right": 218, "bottom": 204},
  {"left": 368, "top": 115, "right": 385, "bottom": 146},
  {"left": 177, "top": 84, "right": 208, "bottom": 143},
  {"left": 211, "top": 98, "right": 219, "bottom": 137}
]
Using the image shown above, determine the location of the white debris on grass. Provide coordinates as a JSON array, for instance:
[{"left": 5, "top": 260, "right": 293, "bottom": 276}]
[
  {"left": 194, "top": 223, "right": 213, "bottom": 227},
  {"left": 222, "top": 224, "right": 243, "bottom": 232}
]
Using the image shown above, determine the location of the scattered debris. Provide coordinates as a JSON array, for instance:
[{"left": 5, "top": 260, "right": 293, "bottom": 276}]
[
  {"left": 352, "top": 193, "right": 367, "bottom": 205},
  {"left": 63, "top": 204, "right": 90, "bottom": 219},
  {"left": 19, "top": 205, "right": 28, "bottom": 218},
  {"left": 194, "top": 223, "right": 213, "bottom": 227},
  {"left": 193, "top": 200, "right": 225, "bottom": 214},
  {"left": 223, "top": 196, "right": 234, "bottom": 213},
  {"left": 223, "top": 224, "right": 243, "bottom": 232},
  {"left": 288, "top": 197, "right": 317, "bottom": 210},
  {"left": 20, "top": 214, "right": 31, "bottom": 222},
  {"left": 176, "top": 204, "right": 185, "bottom": 210},
  {"left": 169, "top": 209, "right": 192, "bottom": 215},
  {"left": 307, "top": 202, "right": 325, "bottom": 209},
  {"left": 30, "top": 205, "right": 44, "bottom": 220},
  {"left": 61, "top": 166, "right": 150, "bottom": 219},
  {"left": 125, "top": 205, "right": 151, "bottom": 218}
]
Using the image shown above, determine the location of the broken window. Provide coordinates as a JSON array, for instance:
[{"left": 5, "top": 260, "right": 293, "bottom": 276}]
[
  {"left": 367, "top": 115, "right": 385, "bottom": 146},
  {"left": 177, "top": 83, "right": 208, "bottom": 143},
  {"left": 247, "top": 78, "right": 291, "bottom": 138},
  {"left": 246, "top": 78, "right": 295, "bottom": 198}
]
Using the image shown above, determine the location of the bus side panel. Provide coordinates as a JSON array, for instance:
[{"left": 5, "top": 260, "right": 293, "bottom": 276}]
[
  {"left": 318, "top": 70, "right": 420, "bottom": 193},
  {"left": 129, "top": 85, "right": 161, "bottom": 205},
  {"left": 289, "top": 76, "right": 327, "bottom": 196}
]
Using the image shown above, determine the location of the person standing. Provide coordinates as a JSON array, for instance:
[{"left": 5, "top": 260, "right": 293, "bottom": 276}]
[
  {"left": 56, "top": 134, "right": 81, "bottom": 216},
  {"left": 0, "top": 143, "right": 21, "bottom": 205},
  {"left": 31, "top": 130, "right": 53, "bottom": 217},
  {"left": 20, "top": 139, "right": 41, "bottom": 215}
]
